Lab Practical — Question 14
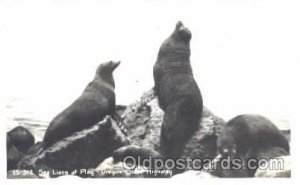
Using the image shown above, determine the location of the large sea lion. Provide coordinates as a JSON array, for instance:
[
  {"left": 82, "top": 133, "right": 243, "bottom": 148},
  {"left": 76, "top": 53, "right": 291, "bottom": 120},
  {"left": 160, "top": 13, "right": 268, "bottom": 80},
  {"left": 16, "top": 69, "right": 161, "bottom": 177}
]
[
  {"left": 43, "top": 61, "right": 120, "bottom": 147},
  {"left": 153, "top": 21, "right": 203, "bottom": 158}
]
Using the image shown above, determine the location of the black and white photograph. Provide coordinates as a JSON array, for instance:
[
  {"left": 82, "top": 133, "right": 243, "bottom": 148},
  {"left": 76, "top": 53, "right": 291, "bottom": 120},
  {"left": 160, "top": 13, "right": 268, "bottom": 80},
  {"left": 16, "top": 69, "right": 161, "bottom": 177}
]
[{"left": 1, "top": 0, "right": 299, "bottom": 181}]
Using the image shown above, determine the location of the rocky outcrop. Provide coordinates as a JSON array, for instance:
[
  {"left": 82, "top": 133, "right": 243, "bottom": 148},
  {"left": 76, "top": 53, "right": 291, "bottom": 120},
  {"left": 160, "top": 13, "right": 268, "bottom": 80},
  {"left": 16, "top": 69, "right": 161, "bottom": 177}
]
[
  {"left": 172, "top": 170, "right": 217, "bottom": 179},
  {"left": 26, "top": 142, "right": 44, "bottom": 156},
  {"left": 17, "top": 116, "right": 129, "bottom": 177},
  {"left": 208, "top": 146, "right": 290, "bottom": 178},
  {"left": 7, "top": 126, "right": 35, "bottom": 154},
  {"left": 254, "top": 147, "right": 290, "bottom": 177},
  {"left": 120, "top": 88, "right": 224, "bottom": 160},
  {"left": 93, "top": 89, "right": 225, "bottom": 177},
  {"left": 7, "top": 136, "right": 24, "bottom": 171},
  {"left": 255, "top": 155, "right": 291, "bottom": 178}
]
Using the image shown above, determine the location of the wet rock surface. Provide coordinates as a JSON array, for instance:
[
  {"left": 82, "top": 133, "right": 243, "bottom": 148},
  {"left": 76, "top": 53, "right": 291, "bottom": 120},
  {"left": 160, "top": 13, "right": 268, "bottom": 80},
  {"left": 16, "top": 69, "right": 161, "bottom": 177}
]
[
  {"left": 17, "top": 116, "right": 129, "bottom": 177},
  {"left": 26, "top": 142, "right": 44, "bottom": 156},
  {"left": 208, "top": 146, "right": 290, "bottom": 178},
  {"left": 172, "top": 170, "right": 217, "bottom": 179},
  {"left": 7, "top": 126, "right": 35, "bottom": 154},
  {"left": 7, "top": 136, "right": 25, "bottom": 171},
  {"left": 255, "top": 155, "right": 291, "bottom": 178},
  {"left": 254, "top": 147, "right": 291, "bottom": 177}
]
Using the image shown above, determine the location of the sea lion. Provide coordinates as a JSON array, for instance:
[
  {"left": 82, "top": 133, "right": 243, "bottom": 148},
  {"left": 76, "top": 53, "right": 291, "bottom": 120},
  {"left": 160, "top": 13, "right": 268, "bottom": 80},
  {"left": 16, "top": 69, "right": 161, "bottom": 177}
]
[
  {"left": 153, "top": 21, "right": 203, "bottom": 158},
  {"left": 217, "top": 114, "right": 290, "bottom": 158},
  {"left": 7, "top": 126, "right": 35, "bottom": 154},
  {"left": 43, "top": 61, "right": 120, "bottom": 147},
  {"left": 211, "top": 114, "right": 290, "bottom": 177}
]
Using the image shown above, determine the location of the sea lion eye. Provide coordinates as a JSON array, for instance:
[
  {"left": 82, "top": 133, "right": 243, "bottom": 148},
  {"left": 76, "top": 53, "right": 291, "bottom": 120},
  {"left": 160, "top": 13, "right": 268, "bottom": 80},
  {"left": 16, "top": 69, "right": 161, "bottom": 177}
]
[
  {"left": 232, "top": 148, "right": 237, "bottom": 154},
  {"left": 222, "top": 149, "right": 229, "bottom": 154}
]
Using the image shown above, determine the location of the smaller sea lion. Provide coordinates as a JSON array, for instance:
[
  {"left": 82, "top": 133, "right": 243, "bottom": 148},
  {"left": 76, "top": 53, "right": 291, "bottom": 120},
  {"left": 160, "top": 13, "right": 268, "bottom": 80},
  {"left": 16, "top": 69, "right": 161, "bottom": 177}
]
[
  {"left": 217, "top": 114, "right": 290, "bottom": 158},
  {"left": 43, "top": 61, "right": 120, "bottom": 147},
  {"left": 209, "top": 115, "right": 290, "bottom": 177}
]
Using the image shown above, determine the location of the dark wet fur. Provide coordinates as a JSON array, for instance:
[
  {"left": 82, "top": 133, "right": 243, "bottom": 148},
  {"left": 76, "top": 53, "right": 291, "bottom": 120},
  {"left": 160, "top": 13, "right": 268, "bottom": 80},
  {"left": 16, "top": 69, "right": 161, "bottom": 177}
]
[
  {"left": 218, "top": 114, "right": 290, "bottom": 157},
  {"left": 153, "top": 22, "right": 203, "bottom": 158},
  {"left": 43, "top": 61, "right": 119, "bottom": 148}
]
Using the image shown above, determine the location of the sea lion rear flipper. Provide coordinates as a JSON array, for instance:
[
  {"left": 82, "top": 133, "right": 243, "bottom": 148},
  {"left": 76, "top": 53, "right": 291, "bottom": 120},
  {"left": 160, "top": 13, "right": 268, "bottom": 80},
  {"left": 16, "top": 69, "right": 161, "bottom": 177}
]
[{"left": 160, "top": 97, "right": 200, "bottom": 159}]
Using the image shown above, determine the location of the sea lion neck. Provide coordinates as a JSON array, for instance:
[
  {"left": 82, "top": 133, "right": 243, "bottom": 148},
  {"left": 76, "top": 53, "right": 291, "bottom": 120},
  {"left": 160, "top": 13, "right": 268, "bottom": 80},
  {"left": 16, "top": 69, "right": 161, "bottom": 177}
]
[
  {"left": 171, "top": 33, "right": 191, "bottom": 44},
  {"left": 95, "top": 72, "right": 115, "bottom": 89},
  {"left": 157, "top": 42, "right": 191, "bottom": 65}
]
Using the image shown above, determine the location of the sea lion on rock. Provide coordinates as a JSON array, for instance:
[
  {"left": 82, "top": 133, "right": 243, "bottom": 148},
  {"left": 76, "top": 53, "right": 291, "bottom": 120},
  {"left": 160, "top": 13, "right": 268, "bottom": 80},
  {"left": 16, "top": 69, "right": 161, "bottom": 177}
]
[
  {"left": 211, "top": 114, "right": 290, "bottom": 177},
  {"left": 217, "top": 114, "right": 290, "bottom": 158},
  {"left": 43, "top": 61, "right": 120, "bottom": 147},
  {"left": 153, "top": 21, "right": 203, "bottom": 158}
]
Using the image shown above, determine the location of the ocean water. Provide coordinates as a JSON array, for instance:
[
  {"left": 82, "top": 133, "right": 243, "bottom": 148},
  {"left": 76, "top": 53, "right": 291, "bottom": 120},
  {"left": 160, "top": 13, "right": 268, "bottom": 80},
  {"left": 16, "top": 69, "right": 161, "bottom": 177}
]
[{"left": 6, "top": 98, "right": 50, "bottom": 142}]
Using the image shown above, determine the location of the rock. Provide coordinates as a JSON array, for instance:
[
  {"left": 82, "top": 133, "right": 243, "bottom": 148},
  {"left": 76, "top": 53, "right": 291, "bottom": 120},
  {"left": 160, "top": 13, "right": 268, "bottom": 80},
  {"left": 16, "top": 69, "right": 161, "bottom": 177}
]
[
  {"left": 115, "top": 105, "right": 127, "bottom": 117},
  {"left": 255, "top": 155, "right": 291, "bottom": 178},
  {"left": 282, "top": 130, "right": 290, "bottom": 143},
  {"left": 7, "top": 126, "right": 35, "bottom": 154},
  {"left": 7, "top": 136, "right": 24, "bottom": 171},
  {"left": 208, "top": 146, "right": 290, "bottom": 177},
  {"left": 172, "top": 170, "right": 217, "bottom": 179},
  {"left": 18, "top": 116, "right": 129, "bottom": 177},
  {"left": 93, "top": 157, "right": 171, "bottom": 178},
  {"left": 120, "top": 88, "right": 224, "bottom": 160},
  {"left": 110, "top": 145, "right": 166, "bottom": 177},
  {"left": 113, "top": 145, "right": 163, "bottom": 163},
  {"left": 207, "top": 157, "right": 251, "bottom": 178},
  {"left": 93, "top": 157, "right": 130, "bottom": 177},
  {"left": 254, "top": 147, "right": 290, "bottom": 177},
  {"left": 247, "top": 146, "right": 290, "bottom": 177},
  {"left": 26, "top": 142, "right": 44, "bottom": 155},
  {"left": 96, "top": 89, "right": 224, "bottom": 177},
  {"left": 56, "top": 175, "right": 82, "bottom": 179}
]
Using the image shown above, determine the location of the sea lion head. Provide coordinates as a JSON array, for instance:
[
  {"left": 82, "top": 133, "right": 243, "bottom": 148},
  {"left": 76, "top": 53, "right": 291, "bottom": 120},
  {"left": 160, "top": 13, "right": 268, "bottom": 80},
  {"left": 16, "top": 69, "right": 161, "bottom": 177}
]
[
  {"left": 173, "top": 21, "right": 192, "bottom": 42},
  {"left": 96, "top": 61, "right": 120, "bottom": 75},
  {"left": 157, "top": 21, "right": 191, "bottom": 65},
  {"left": 217, "top": 132, "right": 237, "bottom": 158},
  {"left": 95, "top": 61, "right": 120, "bottom": 87}
]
